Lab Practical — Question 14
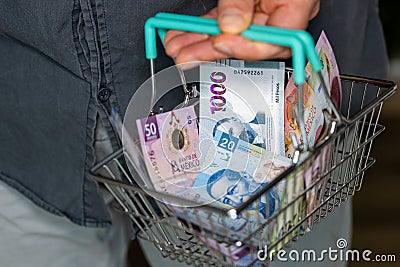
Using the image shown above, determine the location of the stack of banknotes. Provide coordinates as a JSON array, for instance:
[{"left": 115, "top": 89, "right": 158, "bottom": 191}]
[{"left": 134, "top": 31, "right": 341, "bottom": 264}]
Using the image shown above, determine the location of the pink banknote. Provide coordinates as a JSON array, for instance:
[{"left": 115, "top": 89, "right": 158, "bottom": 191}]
[{"left": 284, "top": 31, "right": 342, "bottom": 159}]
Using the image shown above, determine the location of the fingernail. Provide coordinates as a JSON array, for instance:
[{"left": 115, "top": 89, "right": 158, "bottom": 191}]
[
  {"left": 219, "top": 8, "right": 246, "bottom": 34},
  {"left": 213, "top": 42, "right": 232, "bottom": 56}
]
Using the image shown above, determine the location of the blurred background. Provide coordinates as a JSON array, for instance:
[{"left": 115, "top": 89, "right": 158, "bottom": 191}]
[{"left": 349, "top": 1, "right": 400, "bottom": 267}]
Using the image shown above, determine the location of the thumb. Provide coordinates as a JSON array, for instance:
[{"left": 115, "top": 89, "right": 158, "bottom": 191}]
[{"left": 217, "top": 0, "right": 255, "bottom": 34}]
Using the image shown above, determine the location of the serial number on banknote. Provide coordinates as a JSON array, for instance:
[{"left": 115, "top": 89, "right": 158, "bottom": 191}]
[
  {"left": 233, "top": 69, "right": 264, "bottom": 75},
  {"left": 147, "top": 149, "right": 165, "bottom": 188}
]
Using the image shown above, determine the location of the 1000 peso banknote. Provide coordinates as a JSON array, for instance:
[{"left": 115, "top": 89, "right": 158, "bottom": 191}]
[{"left": 199, "top": 60, "right": 285, "bottom": 156}]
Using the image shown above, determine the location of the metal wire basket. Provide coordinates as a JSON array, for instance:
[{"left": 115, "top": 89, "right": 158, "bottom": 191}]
[
  {"left": 89, "top": 69, "right": 396, "bottom": 266},
  {"left": 89, "top": 13, "right": 397, "bottom": 267}
]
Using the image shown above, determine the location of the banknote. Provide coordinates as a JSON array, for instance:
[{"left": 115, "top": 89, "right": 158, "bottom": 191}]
[
  {"left": 136, "top": 106, "right": 200, "bottom": 193},
  {"left": 167, "top": 130, "right": 289, "bottom": 243},
  {"left": 282, "top": 31, "right": 340, "bottom": 234},
  {"left": 272, "top": 143, "right": 332, "bottom": 245},
  {"left": 272, "top": 32, "right": 342, "bottom": 248},
  {"left": 198, "top": 235, "right": 250, "bottom": 261},
  {"left": 304, "top": 144, "right": 332, "bottom": 229},
  {"left": 284, "top": 31, "right": 342, "bottom": 159},
  {"left": 198, "top": 234, "right": 261, "bottom": 267},
  {"left": 173, "top": 129, "right": 289, "bottom": 264},
  {"left": 271, "top": 167, "right": 306, "bottom": 250},
  {"left": 160, "top": 127, "right": 290, "bottom": 237},
  {"left": 199, "top": 60, "right": 285, "bottom": 156},
  {"left": 194, "top": 129, "right": 290, "bottom": 216}
]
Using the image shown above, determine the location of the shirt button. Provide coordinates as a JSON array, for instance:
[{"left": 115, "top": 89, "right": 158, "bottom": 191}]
[{"left": 98, "top": 88, "right": 111, "bottom": 102}]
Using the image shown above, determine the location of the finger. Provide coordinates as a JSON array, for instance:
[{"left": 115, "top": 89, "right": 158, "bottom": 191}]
[
  {"left": 203, "top": 7, "right": 218, "bottom": 19},
  {"left": 163, "top": 8, "right": 218, "bottom": 57},
  {"left": 212, "top": 34, "right": 291, "bottom": 61},
  {"left": 217, "top": 0, "right": 255, "bottom": 34},
  {"left": 164, "top": 8, "right": 218, "bottom": 44},
  {"left": 173, "top": 38, "right": 229, "bottom": 69},
  {"left": 165, "top": 32, "right": 209, "bottom": 58},
  {"left": 164, "top": 30, "right": 185, "bottom": 45},
  {"left": 307, "top": 0, "right": 320, "bottom": 20},
  {"left": 259, "top": 0, "right": 320, "bottom": 29},
  {"left": 252, "top": 12, "right": 269, "bottom": 25}
]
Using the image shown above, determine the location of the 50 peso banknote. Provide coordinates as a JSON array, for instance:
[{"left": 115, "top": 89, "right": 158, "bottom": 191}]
[{"left": 136, "top": 106, "right": 201, "bottom": 194}]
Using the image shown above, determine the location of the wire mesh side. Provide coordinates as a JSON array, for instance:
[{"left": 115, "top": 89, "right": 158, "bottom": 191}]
[
  {"left": 89, "top": 75, "right": 395, "bottom": 266},
  {"left": 90, "top": 124, "right": 380, "bottom": 267},
  {"left": 89, "top": 123, "right": 384, "bottom": 267}
]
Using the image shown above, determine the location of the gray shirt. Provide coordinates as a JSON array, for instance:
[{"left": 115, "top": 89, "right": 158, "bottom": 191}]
[{"left": 0, "top": 0, "right": 387, "bottom": 227}]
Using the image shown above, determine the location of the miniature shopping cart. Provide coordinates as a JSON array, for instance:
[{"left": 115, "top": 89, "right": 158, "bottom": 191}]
[{"left": 89, "top": 13, "right": 397, "bottom": 267}]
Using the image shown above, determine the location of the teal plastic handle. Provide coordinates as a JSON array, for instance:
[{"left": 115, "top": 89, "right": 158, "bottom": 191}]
[
  {"left": 155, "top": 12, "right": 321, "bottom": 73},
  {"left": 145, "top": 13, "right": 318, "bottom": 84}
]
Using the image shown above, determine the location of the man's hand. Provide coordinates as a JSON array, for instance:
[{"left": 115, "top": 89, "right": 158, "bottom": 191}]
[{"left": 164, "top": 0, "right": 320, "bottom": 68}]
